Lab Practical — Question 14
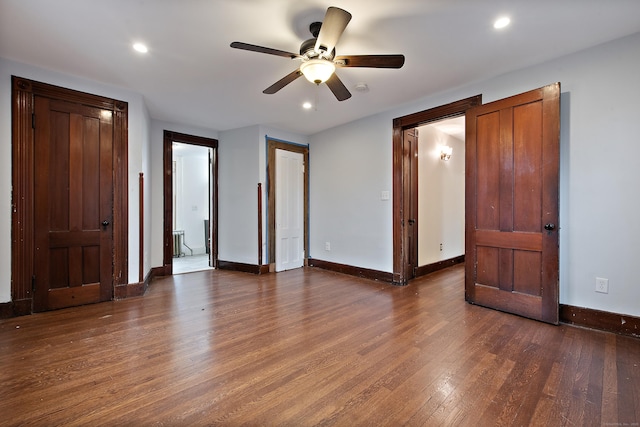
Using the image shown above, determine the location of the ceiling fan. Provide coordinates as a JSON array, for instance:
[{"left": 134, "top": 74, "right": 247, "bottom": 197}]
[{"left": 230, "top": 6, "right": 405, "bottom": 101}]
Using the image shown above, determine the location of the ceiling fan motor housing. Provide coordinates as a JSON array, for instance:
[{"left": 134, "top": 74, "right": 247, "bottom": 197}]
[{"left": 300, "top": 38, "right": 334, "bottom": 60}]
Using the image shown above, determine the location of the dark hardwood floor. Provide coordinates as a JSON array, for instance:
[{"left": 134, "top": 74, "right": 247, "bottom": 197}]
[{"left": 0, "top": 264, "right": 638, "bottom": 426}]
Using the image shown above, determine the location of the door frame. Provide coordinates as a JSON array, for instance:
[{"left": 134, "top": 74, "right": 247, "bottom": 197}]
[
  {"left": 11, "top": 76, "right": 129, "bottom": 315},
  {"left": 392, "top": 95, "right": 482, "bottom": 285},
  {"left": 266, "top": 138, "right": 309, "bottom": 269},
  {"left": 162, "top": 130, "right": 218, "bottom": 275}
]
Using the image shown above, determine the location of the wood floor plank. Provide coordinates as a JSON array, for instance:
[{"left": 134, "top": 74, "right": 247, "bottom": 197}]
[
  {"left": 617, "top": 334, "right": 640, "bottom": 424},
  {"left": 0, "top": 264, "right": 638, "bottom": 426}
]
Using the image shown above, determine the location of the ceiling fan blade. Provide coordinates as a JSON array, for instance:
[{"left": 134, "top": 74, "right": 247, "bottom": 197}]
[
  {"left": 325, "top": 73, "right": 352, "bottom": 101},
  {"left": 263, "top": 69, "right": 303, "bottom": 94},
  {"left": 314, "top": 7, "right": 352, "bottom": 55},
  {"left": 335, "top": 55, "right": 405, "bottom": 68},
  {"left": 231, "top": 41, "right": 299, "bottom": 59}
]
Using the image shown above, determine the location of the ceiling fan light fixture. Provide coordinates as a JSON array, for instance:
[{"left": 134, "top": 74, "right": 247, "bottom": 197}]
[{"left": 300, "top": 59, "right": 335, "bottom": 84}]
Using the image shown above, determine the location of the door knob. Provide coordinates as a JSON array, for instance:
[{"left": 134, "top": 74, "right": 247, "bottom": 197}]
[
  {"left": 544, "top": 223, "right": 555, "bottom": 231},
  {"left": 102, "top": 220, "right": 110, "bottom": 229}
]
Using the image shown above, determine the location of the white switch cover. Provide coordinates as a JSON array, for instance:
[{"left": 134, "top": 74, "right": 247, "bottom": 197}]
[{"left": 380, "top": 191, "right": 390, "bottom": 201}]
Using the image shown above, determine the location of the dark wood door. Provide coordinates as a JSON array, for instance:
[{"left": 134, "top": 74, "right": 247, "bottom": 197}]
[
  {"left": 465, "top": 84, "right": 560, "bottom": 324},
  {"left": 402, "top": 128, "right": 418, "bottom": 280},
  {"left": 33, "top": 96, "right": 114, "bottom": 311}
]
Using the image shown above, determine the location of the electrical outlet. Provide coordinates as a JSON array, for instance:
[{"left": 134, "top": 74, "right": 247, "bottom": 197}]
[
  {"left": 440, "top": 243, "right": 443, "bottom": 251},
  {"left": 325, "top": 242, "right": 330, "bottom": 251},
  {"left": 595, "top": 277, "right": 609, "bottom": 294}
]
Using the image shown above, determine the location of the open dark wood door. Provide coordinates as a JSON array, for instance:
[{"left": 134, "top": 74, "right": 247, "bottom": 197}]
[
  {"left": 33, "top": 96, "right": 114, "bottom": 311},
  {"left": 402, "top": 128, "right": 418, "bottom": 280},
  {"left": 465, "top": 83, "right": 560, "bottom": 324}
]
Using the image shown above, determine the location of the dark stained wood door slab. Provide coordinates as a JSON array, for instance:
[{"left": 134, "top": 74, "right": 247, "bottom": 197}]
[
  {"left": 33, "top": 96, "right": 114, "bottom": 311},
  {"left": 465, "top": 84, "right": 560, "bottom": 324},
  {"left": 402, "top": 128, "right": 418, "bottom": 280}
]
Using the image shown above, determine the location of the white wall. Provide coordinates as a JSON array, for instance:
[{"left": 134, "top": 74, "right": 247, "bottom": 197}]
[
  {"left": 417, "top": 126, "right": 465, "bottom": 265},
  {"left": 309, "top": 32, "right": 640, "bottom": 317},
  {"left": 217, "top": 126, "right": 262, "bottom": 265},
  {"left": 309, "top": 114, "right": 394, "bottom": 271},
  {"left": 217, "top": 125, "right": 308, "bottom": 265},
  {"left": 0, "top": 57, "right": 150, "bottom": 301}
]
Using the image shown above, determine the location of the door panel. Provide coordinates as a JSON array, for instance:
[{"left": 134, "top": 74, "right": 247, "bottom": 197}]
[
  {"left": 34, "top": 97, "right": 114, "bottom": 311},
  {"left": 465, "top": 83, "right": 560, "bottom": 324},
  {"left": 514, "top": 102, "right": 543, "bottom": 232},
  {"left": 275, "top": 149, "right": 304, "bottom": 272}
]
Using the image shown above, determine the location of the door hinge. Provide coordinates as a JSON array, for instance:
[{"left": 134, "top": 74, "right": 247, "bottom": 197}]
[
  {"left": 32, "top": 275, "right": 36, "bottom": 292},
  {"left": 32, "top": 113, "right": 36, "bottom": 129}
]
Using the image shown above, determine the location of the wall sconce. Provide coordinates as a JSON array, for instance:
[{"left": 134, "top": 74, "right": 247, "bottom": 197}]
[{"left": 440, "top": 145, "right": 453, "bottom": 161}]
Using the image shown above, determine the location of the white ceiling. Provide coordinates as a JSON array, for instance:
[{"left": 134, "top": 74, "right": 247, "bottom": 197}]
[
  {"left": 1, "top": 0, "right": 639, "bottom": 135},
  {"left": 430, "top": 116, "right": 465, "bottom": 141}
]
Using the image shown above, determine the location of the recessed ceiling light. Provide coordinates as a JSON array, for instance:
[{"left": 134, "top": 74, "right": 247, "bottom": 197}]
[
  {"left": 302, "top": 101, "right": 313, "bottom": 110},
  {"left": 133, "top": 42, "right": 148, "bottom": 53},
  {"left": 493, "top": 16, "right": 510, "bottom": 29}
]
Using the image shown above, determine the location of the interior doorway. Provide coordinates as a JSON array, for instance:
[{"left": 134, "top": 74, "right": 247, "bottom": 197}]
[
  {"left": 415, "top": 116, "right": 466, "bottom": 275},
  {"left": 163, "top": 131, "right": 218, "bottom": 276},
  {"left": 171, "top": 142, "right": 215, "bottom": 274},
  {"left": 400, "top": 117, "right": 467, "bottom": 282},
  {"left": 392, "top": 95, "right": 482, "bottom": 285}
]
